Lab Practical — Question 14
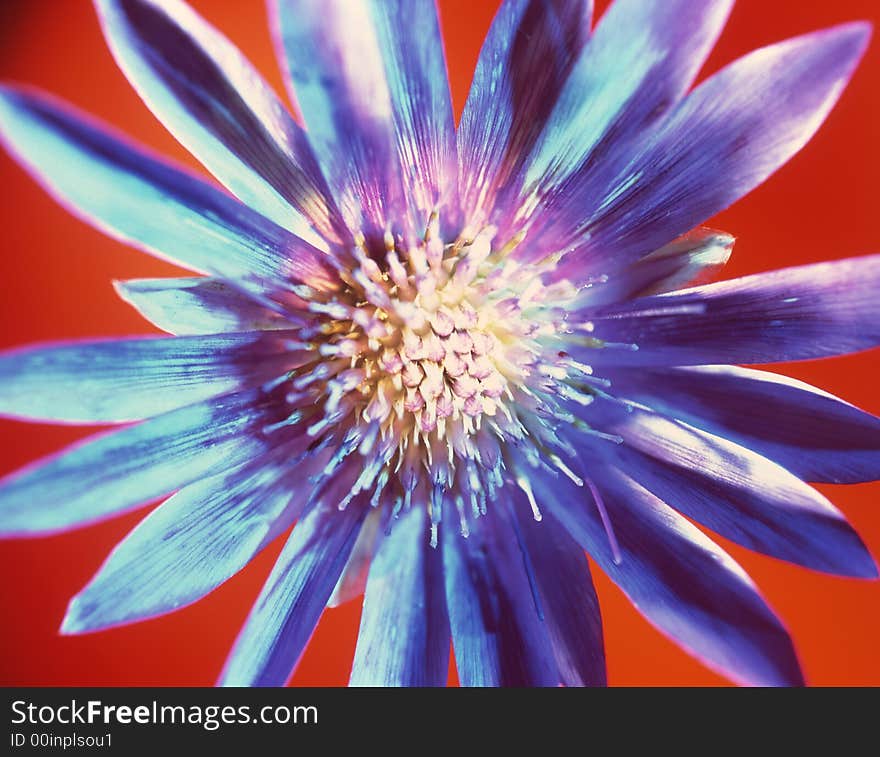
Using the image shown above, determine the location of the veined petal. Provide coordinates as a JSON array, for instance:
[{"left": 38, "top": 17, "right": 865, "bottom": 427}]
[
  {"left": 349, "top": 505, "right": 450, "bottom": 687},
  {"left": 0, "top": 87, "right": 339, "bottom": 301},
  {"left": 555, "top": 22, "right": 871, "bottom": 275},
  {"left": 457, "top": 0, "right": 592, "bottom": 231},
  {"left": 0, "top": 388, "right": 290, "bottom": 535},
  {"left": 219, "top": 499, "right": 367, "bottom": 687},
  {"left": 115, "top": 278, "right": 287, "bottom": 335},
  {"left": 511, "top": 505, "right": 606, "bottom": 686},
  {"left": 271, "top": 0, "right": 455, "bottom": 238},
  {"left": 602, "top": 365, "right": 880, "bottom": 484},
  {"left": 95, "top": 0, "right": 343, "bottom": 245},
  {"left": 534, "top": 466, "right": 804, "bottom": 686},
  {"left": 510, "top": 0, "right": 732, "bottom": 247},
  {"left": 588, "top": 404, "right": 877, "bottom": 577},
  {"left": 576, "top": 254, "right": 880, "bottom": 366},
  {"left": 0, "top": 331, "right": 300, "bottom": 423},
  {"left": 443, "top": 502, "right": 560, "bottom": 687},
  {"left": 62, "top": 450, "right": 303, "bottom": 633}
]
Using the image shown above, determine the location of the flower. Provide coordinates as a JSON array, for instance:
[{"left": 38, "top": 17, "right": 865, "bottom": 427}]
[{"left": 0, "top": 0, "right": 878, "bottom": 688}]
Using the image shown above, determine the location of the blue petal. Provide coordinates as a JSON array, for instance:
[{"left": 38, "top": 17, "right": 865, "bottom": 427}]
[
  {"left": 532, "top": 465, "right": 804, "bottom": 686},
  {"left": 327, "top": 507, "right": 383, "bottom": 608},
  {"left": 115, "top": 277, "right": 287, "bottom": 335},
  {"left": 511, "top": 0, "right": 732, "bottom": 252},
  {"left": 349, "top": 505, "right": 450, "bottom": 687},
  {"left": 0, "top": 86, "right": 339, "bottom": 300},
  {"left": 62, "top": 449, "right": 303, "bottom": 633},
  {"left": 575, "top": 254, "right": 880, "bottom": 366},
  {"left": 219, "top": 499, "right": 367, "bottom": 686},
  {"left": 271, "top": 0, "right": 455, "bottom": 237},
  {"left": 95, "top": 0, "right": 344, "bottom": 246},
  {"left": 511, "top": 505, "right": 606, "bottom": 686},
  {"left": 443, "top": 502, "right": 560, "bottom": 687},
  {"left": 0, "top": 388, "right": 289, "bottom": 535},
  {"left": 0, "top": 331, "right": 299, "bottom": 422},
  {"left": 552, "top": 22, "right": 870, "bottom": 276},
  {"left": 457, "top": 0, "right": 592, "bottom": 230},
  {"left": 585, "top": 403, "right": 877, "bottom": 577},
  {"left": 602, "top": 365, "right": 880, "bottom": 484}
]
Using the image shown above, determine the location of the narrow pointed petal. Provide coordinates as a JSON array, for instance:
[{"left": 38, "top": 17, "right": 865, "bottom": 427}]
[
  {"left": 535, "top": 466, "right": 804, "bottom": 686},
  {"left": 588, "top": 404, "right": 878, "bottom": 577},
  {"left": 557, "top": 22, "right": 871, "bottom": 274},
  {"left": 443, "top": 503, "right": 560, "bottom": 687},
  {"left": 62, "top": 452, "right": 302, "bottom": 633},
  {"left": 457, "top": 0, "right": 592, "bottom": 229},
  {"left": 603, "top": 365, "right": 880, "bottom": 484},
  {"left": 115, "top": 278, "right": 287, "bottom": 336},
  {"left": 350, "top": 505, "right": 450, "bottom": 687},
  {"left": 219, "top": 500, "right": 366, "bottom": 686},
  {"left": 576, "top": 254, "right": 880, "bottom": 366},
  {"left": 512, "top": 0, "right": 732, "bottom": 244},
  {"left": 0, "top": 388, "right": 290, "bottom": 535},
  {"left": 0, "top": 331, "right": 299, "bottom": 423},
  {"left": 0, "top": 87, "right": 339, "bottom": 301},
  {"left": 327, "top": 506, "right": 382, "bottom": 608},
  {"left": 577, "top": 228, "right": 733, "bottom": 307},
  {"left": 512, "top": 506, "right": 606, "bottom": 686},
  {"left": 271, "top": 0, "right": 455, "bottom": 236},
  {"left": 95, "top": 0, "right": 343, "bottom": 245}
]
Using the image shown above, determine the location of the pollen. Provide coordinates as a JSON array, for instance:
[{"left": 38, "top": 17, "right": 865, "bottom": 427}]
[{"left": 265, "top": 212, "right": 605, "bottom": 537}]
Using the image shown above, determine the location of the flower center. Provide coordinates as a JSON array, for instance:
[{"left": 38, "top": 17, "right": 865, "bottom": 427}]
[{"left": 269, "top": 214, "right": 599, "bottom": 542}]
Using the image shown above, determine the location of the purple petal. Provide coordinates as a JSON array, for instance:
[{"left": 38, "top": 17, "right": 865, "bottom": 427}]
[
  {"left": 0, "top": 86, "right": 339, "bottom": 301},
  {"left": 511, "top": 505, "right": 606, "bottom": 686},
  {"left": 457, "top": 0, "right": 592, "bottom": 231},
  {"left": 443, "top": 502, "right": 560, "bottom": 687},
  {"left": 115, "top": 278, "right": 287, "bottom": 336},
  {"left": 601, "top": 365, "right": 880, "bottom": 484},
  {"left": 271, "top": 0, "right": 455, "bottom": 238},
  {"left": 553, "top": 22, "right": 870, "bottom": 277},
  {"left": 580, "top": 228, "right": 733, "bottom": 308},
  {"left": 349, "top": 505, "right": 450, "bottom": 687},
  {"left": 533, "top": 465, "right": 804, "bottom": 686},
  {"left": 574, "top": 254, "right": 880, "bottom": 366},
  {"left": 586, "top": 403, "right": 877, "bottom": 577},
  {"left": 219, "top": 500, "right": 367, "bottom": 686},
  {"left": 0, "top": 388, "right": 295, "bottom": 536},
  {"left": 95, "top": 0, "right": 344, "bottom": 245},
  {"left": 0, "top": 331, "right": 300, "bottom": 423},
  {"left": 62, "top": 450, "right": 303, "bottom": 633},
  {"left": 508, "top": 0, "right": 732, "bottom": 253}
]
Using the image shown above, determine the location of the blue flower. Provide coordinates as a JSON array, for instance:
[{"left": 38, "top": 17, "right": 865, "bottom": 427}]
[{"left": 0, "top": 0, "right": 877, "bottom": 687}]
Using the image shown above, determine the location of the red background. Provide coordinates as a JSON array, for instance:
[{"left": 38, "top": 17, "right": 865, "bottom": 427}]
[{"left": 1, "top": 0, "right": 878, "bottom": 687}]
